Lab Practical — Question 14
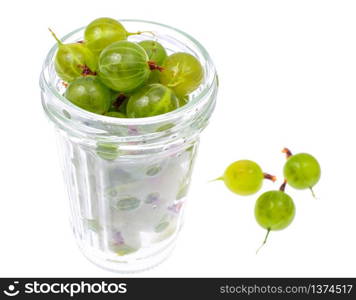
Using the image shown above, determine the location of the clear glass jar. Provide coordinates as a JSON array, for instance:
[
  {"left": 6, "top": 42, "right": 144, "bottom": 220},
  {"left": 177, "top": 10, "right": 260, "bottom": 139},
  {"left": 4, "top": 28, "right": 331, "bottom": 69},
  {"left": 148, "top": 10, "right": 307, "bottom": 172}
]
[{"left": 40, "top": 20, "right": 218, "bottom": 273}]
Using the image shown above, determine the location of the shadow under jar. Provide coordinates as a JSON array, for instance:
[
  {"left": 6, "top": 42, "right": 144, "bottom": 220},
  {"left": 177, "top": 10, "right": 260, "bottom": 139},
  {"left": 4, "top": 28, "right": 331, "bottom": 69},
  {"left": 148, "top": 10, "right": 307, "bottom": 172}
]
[{"left": 40, "top": 19, "right": 218, "bottom": 273}]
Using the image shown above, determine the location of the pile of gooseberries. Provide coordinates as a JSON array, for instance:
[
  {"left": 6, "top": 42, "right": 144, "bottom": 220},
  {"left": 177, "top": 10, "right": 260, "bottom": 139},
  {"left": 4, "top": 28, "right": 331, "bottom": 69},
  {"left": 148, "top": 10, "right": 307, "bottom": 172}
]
[
  {"left": 213, "top": 148, "right": 321, "bottom": 253},
  {"left": 50, "top": 17, "right": 204, "bottom": 118}
]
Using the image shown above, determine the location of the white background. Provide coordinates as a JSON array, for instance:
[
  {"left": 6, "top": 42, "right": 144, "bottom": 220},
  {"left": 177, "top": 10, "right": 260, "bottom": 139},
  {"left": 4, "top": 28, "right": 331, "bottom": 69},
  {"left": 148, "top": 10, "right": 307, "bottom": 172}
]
[{"left": 0, "top": 0, "right": 355, "bottom": 277}]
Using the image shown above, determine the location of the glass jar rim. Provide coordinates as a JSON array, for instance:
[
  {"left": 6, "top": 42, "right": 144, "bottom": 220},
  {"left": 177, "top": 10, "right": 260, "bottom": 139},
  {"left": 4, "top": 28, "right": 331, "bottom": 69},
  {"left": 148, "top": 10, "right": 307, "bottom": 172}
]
[{"left": 40, "top": 19, "right": 217, "bottom": 127}]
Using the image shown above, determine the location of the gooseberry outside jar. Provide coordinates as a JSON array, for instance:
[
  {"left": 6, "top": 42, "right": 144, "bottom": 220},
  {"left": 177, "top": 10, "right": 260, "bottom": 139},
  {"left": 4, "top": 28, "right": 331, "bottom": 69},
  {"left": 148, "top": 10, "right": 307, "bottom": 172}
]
[{"left": 40, "top": 20, "right": 218, "bottom": 273}]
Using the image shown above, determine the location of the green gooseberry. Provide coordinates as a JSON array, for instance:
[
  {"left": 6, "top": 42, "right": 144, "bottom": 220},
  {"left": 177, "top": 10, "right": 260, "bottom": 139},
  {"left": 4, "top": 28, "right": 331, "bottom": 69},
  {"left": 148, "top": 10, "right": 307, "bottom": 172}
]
[
  {"left": 84, "top": 17, "right": 144, "bottom": 55},
  {"left": 215, "top": 160, "right": 276, "bottom": 196},
  {"left": 98, "top": 41, "right": 160, "bottom": 92},
  {"left": 126, "top": 84, "right": 180, "bottom": 118},
  {"left": 49, "top": 29, "right": 97, "bottom": 82},
  {"left": 283, "top": 148, "right": 321, "bottom": 194},
  {"left": 138, "top": 40, "right": 167, "bottom": 65},
  {"left": 159, "top": 52, "right": 204, "bottom": 97},
  {"left": 64, "top": 76, "right": 111, "bottom": 114}
]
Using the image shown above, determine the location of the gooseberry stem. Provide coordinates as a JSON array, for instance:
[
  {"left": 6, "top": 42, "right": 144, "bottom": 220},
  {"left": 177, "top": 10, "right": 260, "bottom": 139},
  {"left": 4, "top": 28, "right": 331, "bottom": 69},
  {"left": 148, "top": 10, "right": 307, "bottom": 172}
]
[
  {"left": 148, "top": 61, "right": 164, "bottom": 72},
  {"left": 256, "top": 229, "right": 271, "bottom": 254},
  {"left": 127, "top": 30, "right": 155, "bottom": 37},
  {"left": 279, "top": 180, "right": 287, "bottom": 192},
  {"left": 263, "top": 173, "right": 277, "bottom": 182},
  {"left": 209, "top": 176, "right": 223, "bottom": 183},
  {"left": 282, "top": 148, "right": 293, "bottom": 158},
  {"left": 309, "top": 186, "right": 317, "bottom": 199},
  {"left": 48, "top": 28, "right": 62, "bottom": 45}
]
